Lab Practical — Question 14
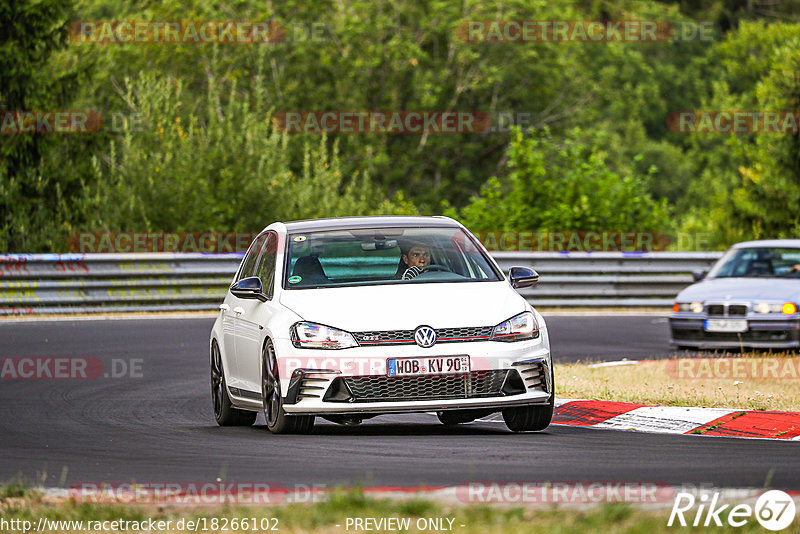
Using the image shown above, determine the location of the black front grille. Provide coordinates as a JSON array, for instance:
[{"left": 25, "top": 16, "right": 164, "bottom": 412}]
[
  {"left": 672, "top": 328, "right": 792, "bottom": 342},
  {"left": 438, "top": 326, "right": 494, "bottom": 341},
  {"left": 706, "top": 304, "right": 748, "bottom": 317},
  {"left": 353, "top": 326, "right": 494, "bottom": 346},
  {"left": 343, "top": 370, "right": 511, "bottom": 402}
]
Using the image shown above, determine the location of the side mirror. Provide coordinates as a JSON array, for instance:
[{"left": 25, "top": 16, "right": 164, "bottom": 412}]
[
  {"left": 509, "top": 266, "right": 539, "bottom": 289},
  {"left": 692, "top": 269, "right": 708, "bottom": 282},
  {"left": 231, "top": 276, "right": 268, "bottom": 302}
]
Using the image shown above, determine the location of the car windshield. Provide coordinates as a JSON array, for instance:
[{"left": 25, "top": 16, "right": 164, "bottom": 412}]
[
  {"left": 283, "top": 226, "right": 502, "bottom": 289},
  {"left": 707, "top": 247, "right": 800, "bottom": 278}
]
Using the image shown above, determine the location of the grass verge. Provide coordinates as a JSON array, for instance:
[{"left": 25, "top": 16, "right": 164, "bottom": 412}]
[
  {"left": 0, "top": 487, "right": 784, "bottom": 533},
  {"left": 557, "top": 355, "right": 800, "bottom": 411}
]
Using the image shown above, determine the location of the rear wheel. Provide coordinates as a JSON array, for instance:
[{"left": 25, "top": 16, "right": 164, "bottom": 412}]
[
  {"left": 262, "top": 340, "right": 315, "bottom": 434},
  {"left": 211, "top": 341, "right": 256, "bottom": 426},
  {"left": 502, "top": 368, "right": 554, "bottom": 432}
]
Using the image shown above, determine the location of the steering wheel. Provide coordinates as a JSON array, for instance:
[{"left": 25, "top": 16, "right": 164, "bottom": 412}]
[{"left": 420, "top": 264, "right": 451, "bottom": 273}]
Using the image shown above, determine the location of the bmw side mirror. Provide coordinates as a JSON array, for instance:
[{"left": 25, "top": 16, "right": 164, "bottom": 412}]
[
  {"left": 231, "top": 276, "right": 268, "bottom": 302},
  {"left": 509, "top": 266, "right": 539, "bottom": 289},
  {"left": 692, "top": 269, "right": 708, "bottom": 282}
]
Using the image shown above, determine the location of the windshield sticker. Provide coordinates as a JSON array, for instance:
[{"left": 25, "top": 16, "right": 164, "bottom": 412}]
[
  {"left": 288, "top": 275, "right": 302, "bottom": 284},
  {"left": 293, "top": 236, "right": 307, "bottom": 242}
]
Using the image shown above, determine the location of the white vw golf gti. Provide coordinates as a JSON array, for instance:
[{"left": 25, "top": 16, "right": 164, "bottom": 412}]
[{"left": 209, "top": 216, "right": 553, "bottom": 433}]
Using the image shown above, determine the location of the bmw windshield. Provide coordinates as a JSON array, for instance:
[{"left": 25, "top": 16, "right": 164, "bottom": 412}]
[
  {"left": 283, "top": 227, "right": 503, "bottom": 289},
  {"left": 707, "top": 247, "right": 800, "bottom": 278}
]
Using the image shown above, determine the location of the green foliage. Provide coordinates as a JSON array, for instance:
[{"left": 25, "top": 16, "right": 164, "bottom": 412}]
[
  {"left": 451, "top": 128, "right": 670, "bottom": 232},
  {"left": 0, "top": 0, "right": 88, "bottom": 252},
  {"left": 6, "top": 0, "right": 800, "bottom": 251},
  {"left": 680, "top": 21, "right": 800, "bottom": 246},
  {"left": 80, "top": 69, "right": 415, "bottom": 234}
]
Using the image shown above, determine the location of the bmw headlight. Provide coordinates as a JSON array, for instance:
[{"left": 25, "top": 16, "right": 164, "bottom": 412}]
[
  {"left": 491, "top": 311, "right": 538, "bottom": 341},
  {"left": 754, "top": 302, "right": 797, "bottom": 314},
  {"left": 673, "top": 302, "right": 704, "bottom": 313},
  {"left": 291, "top": 322, "right": 358, "bottom": 349}
]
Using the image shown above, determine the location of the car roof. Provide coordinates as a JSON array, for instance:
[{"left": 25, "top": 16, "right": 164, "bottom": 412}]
[
  {"left": 280, "top": 216, "right": 462, "bottom": 233},
  {"left": 732, "top": 239, "right": 800, "bottom": 249}
]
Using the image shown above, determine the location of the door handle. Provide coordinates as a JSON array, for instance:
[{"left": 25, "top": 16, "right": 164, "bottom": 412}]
[
  {"left": 233, "top": 307, "right": 245, "bottom": 316},
  {"left": 219, "top": 303, "right": 231, "bottom": 312}
]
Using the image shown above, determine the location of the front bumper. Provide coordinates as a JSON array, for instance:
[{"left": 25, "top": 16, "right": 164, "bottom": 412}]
[
  {"left": 670, "top": 314, "right": 800, "bottom": 349},
  {"left": 272, "top": 337, "right": 552, "bottom": 415}
]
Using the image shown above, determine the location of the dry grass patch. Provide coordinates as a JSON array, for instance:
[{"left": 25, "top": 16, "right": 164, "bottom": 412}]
[
  {"left": 0, "top": 488, "right": 776, "bottom": 534},
  {"left": 557, "top": 355, "right": 800, "bottom": 411}
]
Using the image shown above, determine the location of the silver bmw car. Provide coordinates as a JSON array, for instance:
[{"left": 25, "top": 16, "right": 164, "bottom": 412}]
[{"left": 670, "top": 239, "right": 800, "bottom": 350}]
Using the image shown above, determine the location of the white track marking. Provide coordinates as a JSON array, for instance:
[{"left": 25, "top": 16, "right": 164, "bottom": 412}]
[{"left": 594, "top": 406, "right": 737, "bottom": 434}]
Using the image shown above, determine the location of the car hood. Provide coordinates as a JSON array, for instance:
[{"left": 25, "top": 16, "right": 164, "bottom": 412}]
[
  {"left": 677, "top": 277, "right": 800, "bottom": 302},
  {"left": 278, "top": 281, "right": 528, "bottom": 331}
]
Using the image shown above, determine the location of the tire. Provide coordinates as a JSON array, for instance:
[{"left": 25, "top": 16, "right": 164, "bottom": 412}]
[
  {"left": 436, "top": 409, "right": 487, "bottom": 425},
  {"left": 211, "top": 341, "right": 257, "bottom": 426},
  {"left": 502, "top": 367, "right": 554, "bottom": 432},
  {"left": 262, "top": 340, "right": 315, "bottom": 434}
]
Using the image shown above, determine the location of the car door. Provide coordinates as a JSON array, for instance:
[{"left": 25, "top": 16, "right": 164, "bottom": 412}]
[
  {"left": 225, "top": 232, "right": 268, "bottom": 393},
  {"left": 233, "top": 231, "right": 279, "bottom": 395}
]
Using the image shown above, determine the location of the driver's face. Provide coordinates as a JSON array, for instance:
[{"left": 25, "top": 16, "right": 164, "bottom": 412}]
[{"left": 404, "top": 246, "right": 431, "bottom": 268}]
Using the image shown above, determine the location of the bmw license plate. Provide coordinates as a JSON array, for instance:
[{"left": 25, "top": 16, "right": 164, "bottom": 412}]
[
  {"left": 387, "top": 356, "right": 470, "bottom": 377},
  {"left": 704, "top": 319, "right": 748, "bottom": 333}
]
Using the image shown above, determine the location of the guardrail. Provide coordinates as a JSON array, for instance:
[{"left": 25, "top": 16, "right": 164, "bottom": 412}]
[{"left": 0, "top": 252, "right": 723, "bottom": 315}]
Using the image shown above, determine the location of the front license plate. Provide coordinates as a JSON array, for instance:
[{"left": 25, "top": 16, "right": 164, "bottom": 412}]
[
  {"left": 387, "top": 356, "right": 470, "bottom": 377},
  {"left": 704, "top": 318, "right": 748, "bottom": 333}
]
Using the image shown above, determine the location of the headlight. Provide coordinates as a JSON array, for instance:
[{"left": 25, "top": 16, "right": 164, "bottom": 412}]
[
  {"left": 754, "top": 302, "right": 779, "bottom": 313},
  {"left": 491, "top": 311, "right": 538, "bottom": 341},
  {"left": 753, "top": 302, "right": 797, "bottom": 314},
  {"left": 291, "top": 322, "right": 358, "bottom": 349},
  {"left": 674, "top": 302, "right": 703, "bottom": 313}
]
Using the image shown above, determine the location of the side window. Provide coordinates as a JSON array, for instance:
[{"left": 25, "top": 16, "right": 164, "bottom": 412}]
[
  {"left": 236, "top": 233, "right": 268, "bottom": 282},
  {"left": 254, "top": 232, "right": 278, "bottom": 297}
]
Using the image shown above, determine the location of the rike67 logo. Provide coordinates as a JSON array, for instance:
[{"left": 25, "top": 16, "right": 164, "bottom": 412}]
[{"left": 668, "top": 490, "right": 796, "bottom": 530}]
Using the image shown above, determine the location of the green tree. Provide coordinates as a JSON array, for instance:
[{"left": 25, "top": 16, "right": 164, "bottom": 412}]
[
  {"left": 681, "top": 21, "right": 800, "bottom": 246},
  {"left": 0, "top": 0, "right": 86, "bottom": 252},
  {"left": 450, "top": 128, "right": 670, "bottom": 232},
  {"left": 82, "top": 70, "right": 414, "bottom": 233}
]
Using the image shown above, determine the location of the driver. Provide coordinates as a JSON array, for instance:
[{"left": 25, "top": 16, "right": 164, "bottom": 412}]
[{"left": 401, "top": 243, "right": 432, "bottom": 280}]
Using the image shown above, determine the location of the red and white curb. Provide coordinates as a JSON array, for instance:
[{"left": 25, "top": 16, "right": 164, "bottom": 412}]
[{"left": 544, "top": 399, "right": 800, "bottom": 440}]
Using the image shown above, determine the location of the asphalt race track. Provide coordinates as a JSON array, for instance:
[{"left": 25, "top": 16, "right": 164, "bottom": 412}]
[{"left": 1, "top": 315, "right": 797, "bottom": 490}]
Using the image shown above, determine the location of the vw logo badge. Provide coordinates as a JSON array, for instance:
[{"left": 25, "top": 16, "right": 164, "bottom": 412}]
[{"left": 414, "top": 326, "right": 437, "bottom": 348}]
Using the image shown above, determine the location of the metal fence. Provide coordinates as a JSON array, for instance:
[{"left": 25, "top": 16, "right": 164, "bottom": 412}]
[{"left": 0, "top": 251, "right": 723, "bottom": 315}]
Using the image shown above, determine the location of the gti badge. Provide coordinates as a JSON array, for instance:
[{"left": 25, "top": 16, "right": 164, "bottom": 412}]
[{"left": 414, "top": 326, "right": 437, "bottom": 348}]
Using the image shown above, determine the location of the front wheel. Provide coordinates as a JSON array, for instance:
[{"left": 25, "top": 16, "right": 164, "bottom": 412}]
[
  {"left": 211, "top": 341, "right": 256, "bottom": 426},
  {"left": 502, "top": 401, "right": 553, "bottom": 432},
  {"left": 262, "top": 340, "right": 315, "bottom": 434},
  {"left": 502, "top": 368, "right": 554, "bottom": 432}
]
